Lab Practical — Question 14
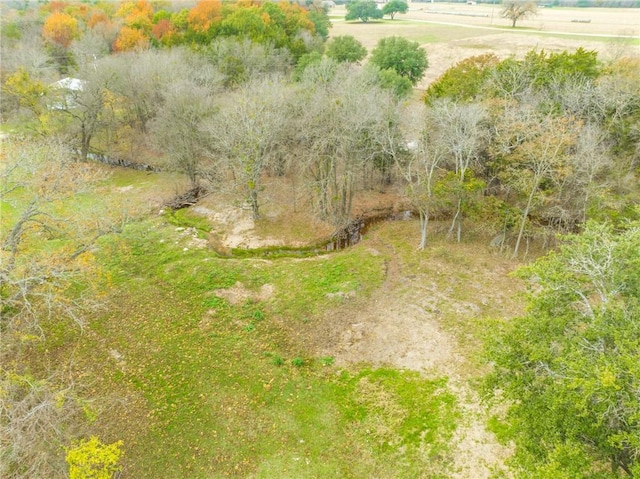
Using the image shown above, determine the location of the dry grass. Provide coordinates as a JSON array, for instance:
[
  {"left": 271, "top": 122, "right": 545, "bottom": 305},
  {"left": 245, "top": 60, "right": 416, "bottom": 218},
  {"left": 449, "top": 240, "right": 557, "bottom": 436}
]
[{"left": 329, "top": 2, "right": 640, "bottom": 88}]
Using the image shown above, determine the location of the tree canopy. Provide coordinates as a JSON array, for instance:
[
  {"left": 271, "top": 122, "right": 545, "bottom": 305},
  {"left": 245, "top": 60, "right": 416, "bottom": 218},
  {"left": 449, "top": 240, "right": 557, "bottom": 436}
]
[
  {"left": 42, "top": 12, "right": 79, "bottom": 49},
  {"left": 382, "top": 0, "right": 409, "bottom": 20},
  {"left": 370, "top": 36, "right": 428, "bottom": 85},
  {"left": 326, "top": 35, "right": 367, "bottom": 64},
  {"left": 485, "top": 221, "right": 640, "bottom": 477},
  {"left": 423, "top": 54, "right": 499, "bottom": 104},
  {"left": 345, "top": 0, "right": 383, "bottom": 23}
]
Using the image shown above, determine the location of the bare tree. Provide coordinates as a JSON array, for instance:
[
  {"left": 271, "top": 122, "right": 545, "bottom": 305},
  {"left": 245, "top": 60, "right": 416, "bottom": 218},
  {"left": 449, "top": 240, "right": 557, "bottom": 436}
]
[
  {"left": 69, "top": 28, "right": 111, "bottom": 65},
  {"left": 435, "top": 101, "right": 489, "bottom": 242},
  {"left": 501, "top": 0, "right": 537, "bottom": 28},
  {"left": 150, "top": 79, "right": 218, "bottom": 189},
  {"left": 357, "top": 66, "right": 406, "bottom": 189},
  {"left": 570, "top": 123, "right": 612, "bottom": 223},
  {"left": 292, "top": 80, "right": 343, "bottom": 220},
  {"left": 0, "top": 137, "right": 130, "bottom": 478},
  {"left": 397, "top": 103, "right": 448, "bottom": 249},
  {"left": 207, "top": 75, "right": 290, "bottom": 219},
  {"left": 104, "top": 48, "right": 218, "bottom": 136},
  {"left": 49, "top": 63, "right": 113, "bottom": 162},
  {"left": 0, "top": 137, "right": 117, "bottom": 337},
  {"left": 294, "top": 63, "right": 401, "bottom": 225},
  {"left": 0, "top": 15, "right": 55, "bottom": 81},
  {"left": 0, "top": 372, "right": 86, "bottom": 479}
]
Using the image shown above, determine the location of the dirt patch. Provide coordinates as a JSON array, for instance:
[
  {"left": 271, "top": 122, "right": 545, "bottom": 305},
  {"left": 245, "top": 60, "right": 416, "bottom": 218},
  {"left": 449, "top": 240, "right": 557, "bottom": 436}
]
[
  {"left": 193, "top": 205, "right": 285, "bottom": 249},
  {"left": 190, "top": 177, "right": 407, "bottom": 251},
  {"left": 213, "top": 281, "right": 275, "bottom": 306},
  {"left": 304, "top": 226, "right": 523, "bottom": 478}
]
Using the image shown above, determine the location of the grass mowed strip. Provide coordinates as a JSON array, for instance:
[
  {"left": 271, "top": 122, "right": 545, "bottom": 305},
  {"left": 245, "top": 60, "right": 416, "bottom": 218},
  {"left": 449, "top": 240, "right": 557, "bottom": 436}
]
[
  {"left": 329, "top": 20, "right": 497, "bottom": 48},
  {"left": 82, "top": 218, "right": 458, "bottom": 478}
]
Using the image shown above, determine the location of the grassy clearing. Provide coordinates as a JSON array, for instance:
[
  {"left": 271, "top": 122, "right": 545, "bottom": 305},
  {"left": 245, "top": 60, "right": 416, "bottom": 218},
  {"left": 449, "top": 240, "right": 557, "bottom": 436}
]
[
  {"left": 329, "top": 18, "right": 633, "bottom": 47},
  {"left": 92, "top": 224, "right": 455, "bottom": 477},
  {"left": 30, "top": 200, "right": 460, "bottom": 478},
  {"left": 8, "top": 162, "right": 528, "bottom": 477}
]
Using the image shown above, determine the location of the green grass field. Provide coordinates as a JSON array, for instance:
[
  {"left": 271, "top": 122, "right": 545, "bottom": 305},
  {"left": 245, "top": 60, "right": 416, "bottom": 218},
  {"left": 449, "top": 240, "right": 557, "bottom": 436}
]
[
  {"left": 9, "top": 160, "right": 466, "bottom": 477},
  {"left": 67, "top": 217, "right": 459, "bottom": 478}
]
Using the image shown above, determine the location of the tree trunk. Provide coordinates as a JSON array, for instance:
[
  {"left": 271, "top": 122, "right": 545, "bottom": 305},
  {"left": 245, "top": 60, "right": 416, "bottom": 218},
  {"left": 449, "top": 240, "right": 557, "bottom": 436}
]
[
  {"left": 418, "top": 209, "right": 429, "bottom": 250},
  {"left": 249, "top": 187, "right": 260, "bottom": 220},
  {"left": 448, "top": 198, "right": 462, "bottom": 242},
  {"left": 80, "top": 124, "right": 91, "bottom": 162},
  {"left": 513, "top": 177, "right": 540, "bottom": 258}
]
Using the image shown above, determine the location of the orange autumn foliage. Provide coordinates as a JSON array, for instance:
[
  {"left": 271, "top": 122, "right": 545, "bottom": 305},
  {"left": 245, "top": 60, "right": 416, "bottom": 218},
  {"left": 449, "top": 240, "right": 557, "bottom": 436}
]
[
  {"left": 187, "top": 0, "right": 222, "bottom": 32},
  {"left": 48, "top": 1, "right": 68, "bottom": 13},
  {"left": 88, "top": 12, "right": 109, "bottom": 29},
  {"left": 42, "top": 12, "right": 79, "bottom": 49},
  {"left": 275, "top": 1, "right": 315, "bottom": 35},
  {"left": 116, "top": 0, "right": 153, "bottom": 19},
  {"left": 152, "top": 19, "right": 177, "bottom": 43},
  {"left": 113, "top": 26, "right": 149, "bottom": 52},
  {"left": 116, "top": 0, "right": 154, "bottom": 33}
]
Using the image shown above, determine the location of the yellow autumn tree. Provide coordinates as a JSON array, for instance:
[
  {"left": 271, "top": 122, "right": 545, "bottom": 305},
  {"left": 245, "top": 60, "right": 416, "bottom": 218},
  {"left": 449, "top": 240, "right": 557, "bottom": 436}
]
[
  {"left": 116, "top": 0, "right": 153, "bottom": 19},
  {"left": 187, "top": 0, "right": 222, "bottom": 32},
  {"left": 42, "top": 11, "right": 79, "bottom": 48},
  {"left": 66, "top": 436, "right": 123, "bottom": 479},
  {"left": 3, "top": 68, "right": 48, "bottom": 116},
  {"left": 116, "top": 0, "right": 154, "bottom": 32},
  {"left": 113, "top": 26, "right": 149, "bottom": 52}
]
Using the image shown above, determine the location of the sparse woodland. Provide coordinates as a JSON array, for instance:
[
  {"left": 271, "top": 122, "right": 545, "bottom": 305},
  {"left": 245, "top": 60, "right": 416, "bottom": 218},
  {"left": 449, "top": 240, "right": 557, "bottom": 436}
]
[{"left": 1, "top": 1, "right": 639, "bottom": 478}]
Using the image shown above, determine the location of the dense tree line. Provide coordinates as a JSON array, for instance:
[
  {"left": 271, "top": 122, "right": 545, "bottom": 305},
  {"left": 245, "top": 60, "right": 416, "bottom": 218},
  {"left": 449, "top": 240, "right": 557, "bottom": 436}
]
[
  {"left": 3, "top": 13, "right": 638, "bottom": 242},
  {"left": 1, "top": 0, "right": 329, "bottom": 76},
  {"left": 3, "top": 3, "right": 638, "bottom": 242}
]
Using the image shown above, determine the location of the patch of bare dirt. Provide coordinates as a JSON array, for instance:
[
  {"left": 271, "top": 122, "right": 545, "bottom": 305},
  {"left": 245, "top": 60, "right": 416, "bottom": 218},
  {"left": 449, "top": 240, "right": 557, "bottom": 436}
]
[
  {"left": 193, "top": 204, "right": 286, "bottom": 249},
  {"left": 212, "top": 281, "right": 275, "bottom": 306},
  {"left": 190, "top": 177, "right": 338, "bottom": 249},
  {"left": 305, "top": 229, "right": 522, "bottom": 478}
]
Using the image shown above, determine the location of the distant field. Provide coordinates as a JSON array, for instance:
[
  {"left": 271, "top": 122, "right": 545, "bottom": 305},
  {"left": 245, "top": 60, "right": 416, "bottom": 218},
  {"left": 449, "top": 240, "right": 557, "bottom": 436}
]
[
  {"left": 329, "top": 2, "right": 640, "bottom": 88},
  {"left": 393, "top": 3, "right": 639, "bottom": 36}
]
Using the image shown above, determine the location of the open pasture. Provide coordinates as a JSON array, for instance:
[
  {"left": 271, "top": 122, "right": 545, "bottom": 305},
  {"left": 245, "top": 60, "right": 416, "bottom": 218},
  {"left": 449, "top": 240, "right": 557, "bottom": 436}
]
[{"left": 329, "top": 2, "right": 640, "bottom": 87}]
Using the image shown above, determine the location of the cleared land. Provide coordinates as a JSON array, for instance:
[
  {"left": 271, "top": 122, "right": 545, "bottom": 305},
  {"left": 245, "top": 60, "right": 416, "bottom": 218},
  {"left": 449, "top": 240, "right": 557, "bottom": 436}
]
[{"left": 329, "top": 2, "right": 640, "bottom": 88}]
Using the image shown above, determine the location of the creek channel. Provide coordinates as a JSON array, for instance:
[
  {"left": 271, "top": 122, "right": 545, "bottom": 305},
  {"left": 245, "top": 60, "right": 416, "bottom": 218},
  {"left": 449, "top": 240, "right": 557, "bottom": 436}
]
[
  {"left": 325, "top": 210, "right": 414, "bottom": 251},
  {"left": 221, "top": 209, "right": 415, "bottom": 259}
]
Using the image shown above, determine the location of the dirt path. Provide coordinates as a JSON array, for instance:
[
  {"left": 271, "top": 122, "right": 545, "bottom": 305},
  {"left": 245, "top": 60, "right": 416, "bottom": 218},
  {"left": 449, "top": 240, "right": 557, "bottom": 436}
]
[{"left": 316, "top": 232, "right": 514, "bottom": 478}]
